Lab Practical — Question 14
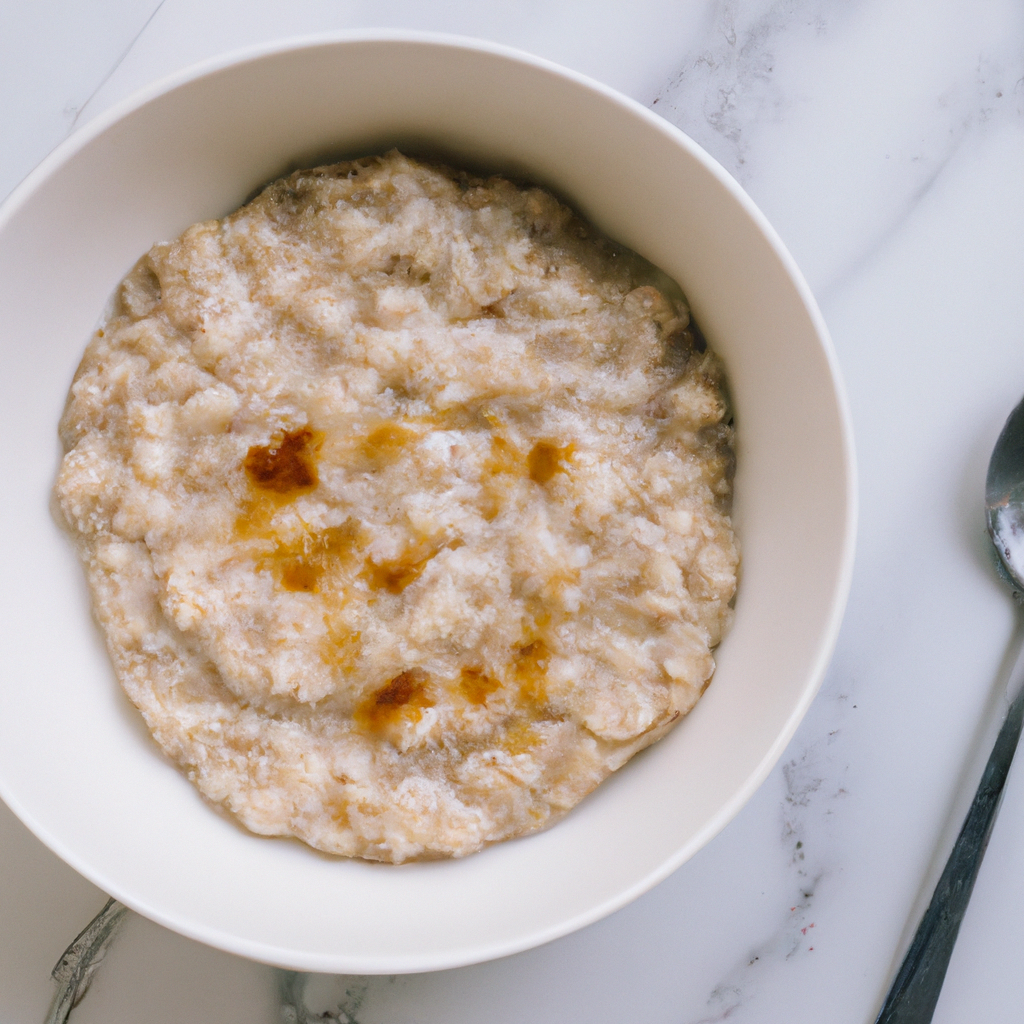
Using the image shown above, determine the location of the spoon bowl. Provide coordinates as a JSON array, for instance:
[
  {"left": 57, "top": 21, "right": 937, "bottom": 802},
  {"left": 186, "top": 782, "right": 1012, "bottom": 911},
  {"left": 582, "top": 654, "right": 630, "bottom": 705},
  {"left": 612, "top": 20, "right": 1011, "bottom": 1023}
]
[
  {"left": 987, "top": 396, "right": 1024, "bottom": 590},
  {"left": 876, "top": 393, "right": 1024, "bottom": 1023}
]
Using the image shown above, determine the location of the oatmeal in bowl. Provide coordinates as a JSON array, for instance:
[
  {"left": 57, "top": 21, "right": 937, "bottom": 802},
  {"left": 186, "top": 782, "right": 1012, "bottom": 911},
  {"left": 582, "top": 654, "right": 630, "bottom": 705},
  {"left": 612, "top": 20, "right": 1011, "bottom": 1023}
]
[
  {"left": 56, "top": 152, "right": 738, "bottom": 863},
  {"left": 0, "top": 34, "right": 853, "bottom": 971}
]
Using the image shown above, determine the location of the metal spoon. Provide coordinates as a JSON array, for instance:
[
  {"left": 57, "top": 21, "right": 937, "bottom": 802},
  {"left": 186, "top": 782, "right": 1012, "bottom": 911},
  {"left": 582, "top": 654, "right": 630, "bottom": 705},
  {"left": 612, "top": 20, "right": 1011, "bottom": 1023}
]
[{"left": 874, "top": 395, "right": 1024, "bottom": 1022}]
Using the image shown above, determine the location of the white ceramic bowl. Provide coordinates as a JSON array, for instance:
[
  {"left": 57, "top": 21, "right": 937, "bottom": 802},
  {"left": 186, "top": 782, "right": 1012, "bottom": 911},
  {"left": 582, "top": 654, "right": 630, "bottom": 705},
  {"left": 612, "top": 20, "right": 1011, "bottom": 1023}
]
[{"left": 0, "top": 33, "right": 855, "bottom": 973}]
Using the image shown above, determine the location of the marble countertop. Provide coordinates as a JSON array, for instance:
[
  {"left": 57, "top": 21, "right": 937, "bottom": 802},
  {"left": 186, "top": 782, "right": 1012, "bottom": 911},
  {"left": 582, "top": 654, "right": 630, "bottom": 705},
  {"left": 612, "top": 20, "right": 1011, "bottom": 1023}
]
[{"left": 3, "top": 2, "right": 1024, "bottom": 1021}]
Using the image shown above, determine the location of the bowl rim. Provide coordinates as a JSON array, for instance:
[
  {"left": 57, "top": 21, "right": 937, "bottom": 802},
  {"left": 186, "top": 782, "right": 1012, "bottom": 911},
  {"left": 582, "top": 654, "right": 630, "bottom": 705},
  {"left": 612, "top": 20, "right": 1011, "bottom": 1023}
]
[{"left": 0, "top": 29, "right": 858, "bottom": 971}]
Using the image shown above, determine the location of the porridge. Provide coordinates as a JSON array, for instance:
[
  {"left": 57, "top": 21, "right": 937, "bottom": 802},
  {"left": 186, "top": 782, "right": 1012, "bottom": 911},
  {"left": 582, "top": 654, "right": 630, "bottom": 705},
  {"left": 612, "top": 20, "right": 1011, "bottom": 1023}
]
[{"left": 55, "top": 151, "right": 738, "bottom": 863}]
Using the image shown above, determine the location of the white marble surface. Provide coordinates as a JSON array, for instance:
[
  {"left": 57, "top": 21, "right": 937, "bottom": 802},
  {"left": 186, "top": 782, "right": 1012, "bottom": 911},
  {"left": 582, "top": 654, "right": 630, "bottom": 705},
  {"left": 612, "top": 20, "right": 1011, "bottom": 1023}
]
[{"left": 3, "top": 2, "right": 1024, "bottom": 1021}]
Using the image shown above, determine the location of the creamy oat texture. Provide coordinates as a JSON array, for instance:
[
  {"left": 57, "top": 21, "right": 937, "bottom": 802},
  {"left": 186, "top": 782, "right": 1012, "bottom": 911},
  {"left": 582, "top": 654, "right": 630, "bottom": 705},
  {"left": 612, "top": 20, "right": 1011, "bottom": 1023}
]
[{"left": 56, "top": 152, "right": 738, "bottom": 863}]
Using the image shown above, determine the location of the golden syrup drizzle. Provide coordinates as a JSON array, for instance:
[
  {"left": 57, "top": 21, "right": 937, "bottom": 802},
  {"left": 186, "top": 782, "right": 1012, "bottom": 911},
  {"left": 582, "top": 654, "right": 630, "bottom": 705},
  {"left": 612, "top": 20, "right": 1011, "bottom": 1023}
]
[
  {"left": 358, "top": 421, "right": 418, "bottom": 468},
  {"left": 235, "top": 428, "right": 324, "bottom": 538},
  {"left": 459, "top": 667, "right": 501, "bottom": 705},
  {"left": 234, "top": 494, "right": 278, "bottom": 539},
  {"left": 497, "top": 639, "right": 565, "bottom": 755},
  {"left": 479, "top": 435, "right": 524, "bottom": 521},
  {"left": 259, "top": 520, "right": 361, "bottom": 593},
  {"left": 278, "top": 558, "right": 319, "bottom": 593},
  {"left": 363, "top": 543, "right": 438, "bottom": 594},
  {"left": 527, "top": 441, "right": 574, "bottom": 484},
  {"left": 502, "top": 718, "right": 540, "bottom": 756},
  {"left": 244, "top": 427, "right": 321, "bottom": 493},
  {"left": 363, "top": 536, "right": 463, "bottom": 595},
  {"left": 319, "top": 618, "right": 362, "bottom": 673},
  {"left": 354, "top": 669, "right": 432, "bottom": 732},
  {"left": 483, "top": 435, "right": 522, "bottom": 477},
  {"left": 476, "top": 436, "right": 574, "bottom": 519},
  {"left": 324, "top": 795, "right": 350, "bottom": 827},
  {"left": 512, "top": 639, "right": 550, "bottom": 710}
]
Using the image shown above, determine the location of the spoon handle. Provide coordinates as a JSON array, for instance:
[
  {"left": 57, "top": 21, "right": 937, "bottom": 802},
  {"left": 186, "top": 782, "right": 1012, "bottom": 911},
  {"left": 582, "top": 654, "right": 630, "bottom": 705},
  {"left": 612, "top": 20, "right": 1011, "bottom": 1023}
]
[{"left": 874, "top": 681, "right": 1024, "bottom": 1023}]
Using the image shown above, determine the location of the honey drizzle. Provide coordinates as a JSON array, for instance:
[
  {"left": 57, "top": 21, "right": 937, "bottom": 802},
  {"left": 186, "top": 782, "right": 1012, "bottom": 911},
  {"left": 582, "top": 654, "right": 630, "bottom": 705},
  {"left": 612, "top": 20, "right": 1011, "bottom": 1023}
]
[
  {"left": 358, "top": 421, "right": 418, "bottom": 468},
  {"left": 320, "top": 618, "right": 362, "bottom": 672},
  {"left": 459, "top": 667, "right": 501, "bottom": 705},
  {"left": 259, "top": 519, "right": 362, "bottom": 593},
  {"left": 479, "top": 435, "right": 523, "bottom": 521},
  {"left": 527, "top": 441, "right": 573, "bottom": 484},
  {"left": 354, "top": 669, "right": 432, "bottom": 732},
  {"left": 243, "top": 427, "right": 321, "bottom": 494},
  {"left": 513, "top": 639, "right": 551, "bottom": 710},
  {"left": 363, "top": 544, "right": 438, "bottom": 594},
  {"left": 235, "top": 427, "right": 324, "bottom": 539}
]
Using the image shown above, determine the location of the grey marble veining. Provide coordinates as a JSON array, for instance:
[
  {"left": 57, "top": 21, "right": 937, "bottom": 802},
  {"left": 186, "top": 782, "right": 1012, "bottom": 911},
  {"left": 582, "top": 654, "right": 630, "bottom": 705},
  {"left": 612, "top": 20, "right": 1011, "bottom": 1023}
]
[
  {"left": 652, "top": 0, "right": 1024, "bottom": 295},
  {"left": 3, "top": 2, "right": 1024, "bottom": 1021},
  {"left": 0, "top": 1, "right": 163, "bottom": 199}
]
